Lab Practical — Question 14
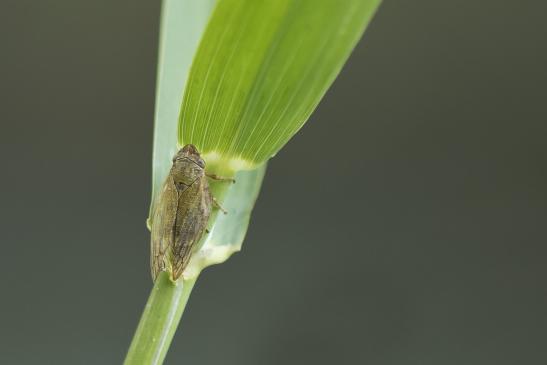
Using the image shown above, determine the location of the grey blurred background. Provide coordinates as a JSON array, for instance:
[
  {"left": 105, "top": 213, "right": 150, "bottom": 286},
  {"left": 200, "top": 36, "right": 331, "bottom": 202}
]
[{"left": 1, "top": 1, "right": 546, "bottom": 364}]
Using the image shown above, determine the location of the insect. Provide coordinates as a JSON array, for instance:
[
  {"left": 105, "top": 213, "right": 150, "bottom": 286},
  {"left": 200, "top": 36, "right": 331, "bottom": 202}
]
[{"left": 150, "top": 144, "right": 233, "bottom": 281}]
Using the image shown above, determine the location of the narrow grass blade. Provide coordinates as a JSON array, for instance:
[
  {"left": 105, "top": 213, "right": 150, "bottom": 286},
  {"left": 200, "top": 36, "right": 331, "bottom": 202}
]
[{"left": 179, "top": 0, "right": 382, "bottom": 172}]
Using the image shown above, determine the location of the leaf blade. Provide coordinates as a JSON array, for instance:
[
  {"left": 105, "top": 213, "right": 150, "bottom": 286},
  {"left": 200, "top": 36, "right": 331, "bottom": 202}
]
[{"left": 180, "top": 0, "right": 382, "bottom": 170}]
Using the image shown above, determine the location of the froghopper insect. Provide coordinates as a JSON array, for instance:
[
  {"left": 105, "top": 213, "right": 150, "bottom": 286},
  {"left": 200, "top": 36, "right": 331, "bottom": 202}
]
[{"left": 150, "top": 144, "right": 233, "bottom": 281}]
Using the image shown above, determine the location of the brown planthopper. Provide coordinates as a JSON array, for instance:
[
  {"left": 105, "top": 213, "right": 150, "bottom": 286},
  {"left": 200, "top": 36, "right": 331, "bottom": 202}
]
[{"left": 150, "top": 144, "right": 234, "bottom": 281}]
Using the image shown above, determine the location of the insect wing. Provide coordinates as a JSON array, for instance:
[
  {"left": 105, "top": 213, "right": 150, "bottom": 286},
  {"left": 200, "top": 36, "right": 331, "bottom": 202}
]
[
  {"left": 170, "top": 177, "right": 212, "bottom": 280},
  {"left": 150, "top": 175, "right": 179, "bottom": 280}
]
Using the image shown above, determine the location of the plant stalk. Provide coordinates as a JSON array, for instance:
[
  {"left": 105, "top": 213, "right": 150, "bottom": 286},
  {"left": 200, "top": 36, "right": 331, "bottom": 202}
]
[{"left": 124, "top": 272, "right": 197, "bottom": 365}]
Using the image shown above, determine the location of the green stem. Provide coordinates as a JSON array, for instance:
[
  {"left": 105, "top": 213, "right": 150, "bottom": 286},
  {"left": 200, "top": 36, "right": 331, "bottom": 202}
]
[{"left": 124, "top": 272, "right": 197, "bottom": 365}]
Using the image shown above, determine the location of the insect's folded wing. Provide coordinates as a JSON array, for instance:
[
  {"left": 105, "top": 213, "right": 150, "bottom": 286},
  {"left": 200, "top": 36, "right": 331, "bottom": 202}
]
[
  {"left": 170, "top": 183, "right": 211, "bottom": 280},
  {"left": 150, "top": 177, "right": 178, "bottom": 280}
]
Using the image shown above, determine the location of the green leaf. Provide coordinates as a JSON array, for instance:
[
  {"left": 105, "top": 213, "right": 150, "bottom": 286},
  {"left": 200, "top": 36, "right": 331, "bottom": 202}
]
[
  {"left": 179, "top": 0, "right": 382, "bottom": 172},
  {"left": 129, "top": 1, "right": 381, "bottom": 362}
]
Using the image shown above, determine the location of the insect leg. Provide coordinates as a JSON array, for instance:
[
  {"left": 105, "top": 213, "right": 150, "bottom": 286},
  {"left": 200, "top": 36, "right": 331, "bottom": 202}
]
[
  {"left": 206, "top": 173, "right": 235, "bottom": 184},
  {"left": 211, "top": 196, "right": 227, "bottom": 214}
]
